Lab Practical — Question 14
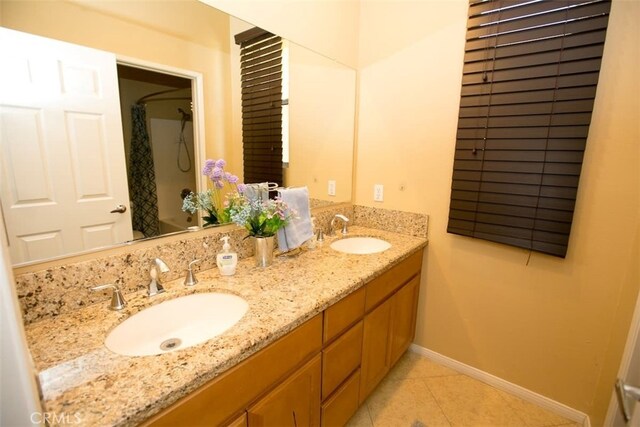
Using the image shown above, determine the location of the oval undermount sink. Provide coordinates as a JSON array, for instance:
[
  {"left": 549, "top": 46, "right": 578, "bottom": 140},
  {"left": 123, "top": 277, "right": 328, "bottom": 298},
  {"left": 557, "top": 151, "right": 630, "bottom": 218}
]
[
  {"left": 105, "top": 293, "right": 248, "bottom": 356},
  {"left": 330, "top": 236, "right": 391, "bottom": 255}
]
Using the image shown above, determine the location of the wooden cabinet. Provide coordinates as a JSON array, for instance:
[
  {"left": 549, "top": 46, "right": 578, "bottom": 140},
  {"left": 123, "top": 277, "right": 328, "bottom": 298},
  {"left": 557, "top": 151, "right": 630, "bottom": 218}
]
[
  {"left": 323, "top": 287, "right": 365, "bottom": 343},
  {"left": 248, "top": 354, "right": 321, "bottom": 427},
  {"left": 226, "top": 413, "right": 247, "bottom": 427},
  {"left": 322, "top": 321, "right": 363, "bottom": 400},
  {"left": 321, "top": 370, "right": 361, "bottom": 427},
  {"left": 389, "top": 276, "right": 420, "bottom": 366},
  {"left": 144, "top": 249, "right": 423, "bottom": 427},
  {"left": 143, "top": 315, "right": 322, "bottom": 427},
  {"left": 360, "top": 253, "right": 422, "bottom": 403},
  {"left": 359, "top": 297, "right": 393, "bottom": 402}
]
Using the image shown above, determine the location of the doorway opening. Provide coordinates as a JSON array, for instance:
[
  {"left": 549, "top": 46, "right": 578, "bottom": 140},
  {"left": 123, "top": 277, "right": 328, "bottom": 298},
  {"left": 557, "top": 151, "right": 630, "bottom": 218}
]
[{"left": 116, "top": 65, "right": 196, "bottom": 239}]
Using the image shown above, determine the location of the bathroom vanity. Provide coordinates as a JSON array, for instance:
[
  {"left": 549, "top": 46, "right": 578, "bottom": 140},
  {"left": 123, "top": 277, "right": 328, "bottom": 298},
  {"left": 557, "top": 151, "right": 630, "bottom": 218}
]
[
  {"left": 144, "top": 250, "right": 422, "bottom": 427},
  {"left": 23, "top": 226, "right": 426, "bottom": 426}
]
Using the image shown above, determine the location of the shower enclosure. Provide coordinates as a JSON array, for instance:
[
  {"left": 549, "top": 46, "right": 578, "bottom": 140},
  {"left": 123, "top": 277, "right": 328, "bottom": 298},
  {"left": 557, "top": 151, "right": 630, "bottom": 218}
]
[{"left": 117, "top": 65, "right": 197, "bottom": 239}]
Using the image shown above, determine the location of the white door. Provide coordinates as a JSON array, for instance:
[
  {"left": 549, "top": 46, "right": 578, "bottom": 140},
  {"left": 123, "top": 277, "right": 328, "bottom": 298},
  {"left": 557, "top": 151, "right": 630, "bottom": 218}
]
[
  {"left": 609, "top": 288, "right": 640, "bottom": 426},
  {"left": 0, "top": 28, "right": 132, "bottom": 264}
]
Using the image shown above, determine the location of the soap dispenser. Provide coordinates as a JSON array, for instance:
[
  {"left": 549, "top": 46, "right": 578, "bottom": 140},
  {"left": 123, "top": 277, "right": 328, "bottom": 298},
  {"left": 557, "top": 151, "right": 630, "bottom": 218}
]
[{"left": 217, "top": 236, "right": 238, "bottom": 276}]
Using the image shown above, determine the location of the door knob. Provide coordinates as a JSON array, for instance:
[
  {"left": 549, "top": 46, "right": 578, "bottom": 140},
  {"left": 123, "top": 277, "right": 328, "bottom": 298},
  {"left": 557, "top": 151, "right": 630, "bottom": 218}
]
[{"left": 110, "top": 204, "right": 127, "bottom": 214}]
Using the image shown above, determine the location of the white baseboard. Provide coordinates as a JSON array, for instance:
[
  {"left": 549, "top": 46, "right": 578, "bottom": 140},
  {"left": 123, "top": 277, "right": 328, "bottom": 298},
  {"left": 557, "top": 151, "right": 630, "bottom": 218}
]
[{"left": 409, "top": 344, "right": 591, "bottom": 427}]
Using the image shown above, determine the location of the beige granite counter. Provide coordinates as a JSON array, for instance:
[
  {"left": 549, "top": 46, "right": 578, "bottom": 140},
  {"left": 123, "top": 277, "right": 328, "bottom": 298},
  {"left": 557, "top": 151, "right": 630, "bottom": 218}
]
[{"left": 25, "top": 226, "right": 427, "bottom": 426}]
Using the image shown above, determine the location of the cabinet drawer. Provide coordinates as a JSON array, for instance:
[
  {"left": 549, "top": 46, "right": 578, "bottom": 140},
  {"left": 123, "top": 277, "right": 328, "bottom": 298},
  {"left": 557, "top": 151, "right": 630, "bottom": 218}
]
[
  {"left": 365, "top": 250, "right": 422, "bottom": 312},
  {"left": 144, "top": 314, "right": 322, "bottom": 427},
  {"left": 321, "top": 370, "right": 361, "bottom": 427},
  {"left": 323, "top": 287, "right": 365, "bottom": 343},
  {"left": 322, "top": 320, "right": 363, "bottom": 400}
]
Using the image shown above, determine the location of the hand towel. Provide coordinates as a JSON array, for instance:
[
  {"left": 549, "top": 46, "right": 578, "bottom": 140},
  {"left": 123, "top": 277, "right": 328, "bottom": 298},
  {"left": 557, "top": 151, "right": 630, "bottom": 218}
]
[{"left": 277, "top": 187, "right": 313, "bottom": 252}]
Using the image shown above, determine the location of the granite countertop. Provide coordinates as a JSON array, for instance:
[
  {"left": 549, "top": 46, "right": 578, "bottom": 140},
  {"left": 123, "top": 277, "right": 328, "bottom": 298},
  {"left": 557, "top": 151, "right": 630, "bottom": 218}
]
[{"left": 25, "top": 226, "right": 427, "bottom": 426}]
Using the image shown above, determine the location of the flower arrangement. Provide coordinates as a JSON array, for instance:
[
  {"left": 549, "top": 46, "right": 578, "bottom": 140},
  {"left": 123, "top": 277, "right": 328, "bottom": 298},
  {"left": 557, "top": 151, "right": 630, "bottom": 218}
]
[
  {"left": 226, "top": 191, "right": 296, "bottom": 238},
  {"left": 182, "top": 159, "right": 245, "bottom": 226}
]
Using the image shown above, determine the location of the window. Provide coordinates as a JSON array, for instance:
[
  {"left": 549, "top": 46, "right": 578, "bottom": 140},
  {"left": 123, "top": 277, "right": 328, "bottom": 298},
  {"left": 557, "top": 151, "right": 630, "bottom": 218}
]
[
  {"left": 447, "top": 0, "right": 612, "bottom": 258},
  {"left": 235, "top": 27, "right": 288, "bottom": 186}
]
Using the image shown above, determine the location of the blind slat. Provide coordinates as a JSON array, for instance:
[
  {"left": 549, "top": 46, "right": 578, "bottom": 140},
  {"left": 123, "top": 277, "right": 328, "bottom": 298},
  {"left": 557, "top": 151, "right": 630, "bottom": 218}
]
[
  {"left": 238, "top": 27, "right": 284, "bottom": 187},
  {"left": 459, "top": 99, "right": 595, "bottom": 117},
  {"left": 466, "top": 1, "right": 611, "bottom": 40},
  {"left": 450, "top": 0, "right": 610, "bottom": 257},
  {"left": 465, "top": 15, "right": 610, "bottom": 51}
]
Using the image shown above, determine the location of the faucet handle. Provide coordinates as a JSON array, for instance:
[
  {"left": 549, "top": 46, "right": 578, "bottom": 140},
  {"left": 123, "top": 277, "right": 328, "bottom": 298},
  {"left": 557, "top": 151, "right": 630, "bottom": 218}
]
[
  {"left": 184, "top": 259, "right": 201, "bottom": 287},
  {"left": 91, "top": 284, "right": 127, "bottom": 311}
]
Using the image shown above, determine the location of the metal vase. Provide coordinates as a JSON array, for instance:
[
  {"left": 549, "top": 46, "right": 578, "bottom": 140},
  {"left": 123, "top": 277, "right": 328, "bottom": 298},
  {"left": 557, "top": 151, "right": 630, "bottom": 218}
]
[{"left": 254, "top": 236, "right": 275, "bottom": 268}]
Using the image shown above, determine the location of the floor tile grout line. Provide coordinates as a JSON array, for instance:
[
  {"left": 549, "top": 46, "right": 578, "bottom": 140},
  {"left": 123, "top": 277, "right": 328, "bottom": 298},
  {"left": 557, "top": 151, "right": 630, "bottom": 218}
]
[
  {"left": 492, "top": 382, "right": 532, "bottom": 427},
  {"left": 422, "top": 377, "right": 454, "bottom": 427},
  {"left": 363, "top": 403, "right": 374, "bottom": 427}
]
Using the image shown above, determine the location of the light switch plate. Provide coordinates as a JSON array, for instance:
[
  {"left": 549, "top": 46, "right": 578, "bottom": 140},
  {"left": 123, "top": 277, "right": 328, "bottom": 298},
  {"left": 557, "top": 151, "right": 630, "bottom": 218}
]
[
  {"left": 374, "top": 184, "right": 384, "bottom": 202},
  {"left": 328, "top": 180, "right": 336, "bottom": 196}
]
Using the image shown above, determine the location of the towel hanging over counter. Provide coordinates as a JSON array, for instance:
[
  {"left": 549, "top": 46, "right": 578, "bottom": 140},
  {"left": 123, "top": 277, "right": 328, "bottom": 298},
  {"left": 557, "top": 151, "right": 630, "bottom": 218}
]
[{"left": 277, "top": 187, "right": 313, "bottom": 252}]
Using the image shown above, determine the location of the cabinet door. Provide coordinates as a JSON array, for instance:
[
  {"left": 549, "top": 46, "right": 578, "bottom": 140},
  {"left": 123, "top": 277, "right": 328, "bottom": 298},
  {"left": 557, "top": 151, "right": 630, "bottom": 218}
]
[
  {"left": 248, "top": 354, "right": 321, "bottom": 427},
  {"left": 389, "top": 276, "right": 420, "bottom": 366},
  {"left": 359, "top": 297, "right": 393, "bottom": 403}
]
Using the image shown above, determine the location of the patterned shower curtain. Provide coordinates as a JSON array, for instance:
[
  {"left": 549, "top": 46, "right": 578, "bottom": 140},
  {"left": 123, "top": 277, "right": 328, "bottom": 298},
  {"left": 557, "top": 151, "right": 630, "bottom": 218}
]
[{"left": 128, "top": 104, "right": 160, "bottom": 237}]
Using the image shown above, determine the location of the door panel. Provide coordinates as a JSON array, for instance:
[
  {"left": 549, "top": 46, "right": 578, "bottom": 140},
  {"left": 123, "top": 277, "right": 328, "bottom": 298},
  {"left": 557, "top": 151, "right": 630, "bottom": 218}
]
[
  {"left": 0, "top": 28, "right": 132, "bottom": 264},
  {"left": 609, "top": 288, "right": 640, "bottom": 426}
]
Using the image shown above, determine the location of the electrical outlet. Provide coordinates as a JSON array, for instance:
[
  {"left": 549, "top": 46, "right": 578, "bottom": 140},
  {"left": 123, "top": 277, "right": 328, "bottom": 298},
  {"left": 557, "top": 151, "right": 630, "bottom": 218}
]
[
  {"left": 328, "top": 180, "right": 336, "bottom": 196},
  {"left": 374, "top": 184, "right": 384, "bottom": 202}
]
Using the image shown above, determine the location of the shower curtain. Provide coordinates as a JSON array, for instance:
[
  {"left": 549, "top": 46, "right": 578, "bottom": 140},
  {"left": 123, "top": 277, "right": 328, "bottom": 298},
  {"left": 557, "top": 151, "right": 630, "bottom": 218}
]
[{"left": 128, "top": 104, "right": 160, "bottom": 237}]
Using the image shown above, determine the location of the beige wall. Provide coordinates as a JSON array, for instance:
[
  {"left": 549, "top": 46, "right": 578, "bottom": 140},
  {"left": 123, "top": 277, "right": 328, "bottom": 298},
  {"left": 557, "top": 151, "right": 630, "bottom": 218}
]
[
  {"left": 3, "top": 0, "right": 638, "bottom": 423},
  {"left": 287, "top": 43, "right": 356, "bottom": 201},
  {"left": 356, "top": 0, "right": 640, "bottom": 425},
  {"left": 201, "top": 0, "right": 360, "bottom": 68},
  {"left": 0, "top": 0, "right": 234, "bottom": 167}
]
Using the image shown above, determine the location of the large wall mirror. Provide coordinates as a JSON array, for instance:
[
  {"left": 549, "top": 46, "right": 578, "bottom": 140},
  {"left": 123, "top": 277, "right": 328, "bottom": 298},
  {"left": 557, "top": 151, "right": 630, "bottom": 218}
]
[{"left": 0, "top": 0, "right": 356, "bottom": 266}]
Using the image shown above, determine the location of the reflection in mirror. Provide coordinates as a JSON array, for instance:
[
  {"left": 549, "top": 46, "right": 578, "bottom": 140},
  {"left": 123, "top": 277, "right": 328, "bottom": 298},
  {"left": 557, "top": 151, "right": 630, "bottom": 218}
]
[
  {"left": 117, "top": 66, "right": 196, "bottom": 238},
  {"left": 0, "top": 0, "right": 356, "bottom": 266}
]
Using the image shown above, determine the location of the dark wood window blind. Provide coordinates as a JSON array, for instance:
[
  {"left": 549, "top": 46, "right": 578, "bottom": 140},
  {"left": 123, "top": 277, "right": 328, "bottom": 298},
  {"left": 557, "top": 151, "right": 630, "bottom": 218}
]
[
  {"left": 447, "top": 0, "right": 611, "bottom": 258},
  {"left": 235, "top": 27, "right": 284, "bottom": 186}
]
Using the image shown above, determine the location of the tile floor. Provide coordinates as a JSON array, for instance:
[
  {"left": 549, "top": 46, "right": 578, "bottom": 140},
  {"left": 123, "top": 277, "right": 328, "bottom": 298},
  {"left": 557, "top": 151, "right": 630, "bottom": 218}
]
[{"left": 346, "top": 351, "right": 580, "bottom": 427}]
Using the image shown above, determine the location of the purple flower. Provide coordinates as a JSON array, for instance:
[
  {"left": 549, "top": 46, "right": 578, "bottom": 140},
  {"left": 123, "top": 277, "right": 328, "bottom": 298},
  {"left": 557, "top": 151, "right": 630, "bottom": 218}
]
[
  {"left": 210, "top": 167, "right": 223, "bottom": 180},
  {"left": 215, "top": 159, "right": 226, "bottom": 168},
  {"left": 225, "top": 172, "right": 239, "bottom": 184},
  {"left": 237, "top": 183, "right": 247, "bottom": 193},
  {"left": 214, "top": 180, "right": 224, "bottom": 189},
  {"left": 202, "top": 159, "right": 215, "bottom": 176}
]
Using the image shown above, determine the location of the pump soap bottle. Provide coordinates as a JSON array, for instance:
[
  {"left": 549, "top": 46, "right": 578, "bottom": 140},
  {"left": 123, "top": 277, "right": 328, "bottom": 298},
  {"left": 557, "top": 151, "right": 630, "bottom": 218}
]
[{"left": 217, "top": 236, "right": 238, "bottom": 276}]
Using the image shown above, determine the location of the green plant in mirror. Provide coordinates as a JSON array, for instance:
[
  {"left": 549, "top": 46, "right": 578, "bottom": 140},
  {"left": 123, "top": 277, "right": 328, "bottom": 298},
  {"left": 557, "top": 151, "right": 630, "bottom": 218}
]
[
  {"left": 182, "top": 159, "right": 244, "bottom": 226},
  {"left": 226, "top": 192, "right": 295, "bottom": 238}
]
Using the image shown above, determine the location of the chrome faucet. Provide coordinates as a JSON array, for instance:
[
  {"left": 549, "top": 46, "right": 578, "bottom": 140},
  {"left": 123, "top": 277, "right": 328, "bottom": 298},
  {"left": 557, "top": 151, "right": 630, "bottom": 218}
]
[
  {"left": 329, "top": 214, "right": 349, "bottom": 236},
  {"left": 184, "top": 259, "right": 200, "bottom": 287},
  {"left": 149, "top": 258, "right": 170, "bottom": 296},
  {"left": 91, "top": 284, "right": 127, "bottom": 310}
]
